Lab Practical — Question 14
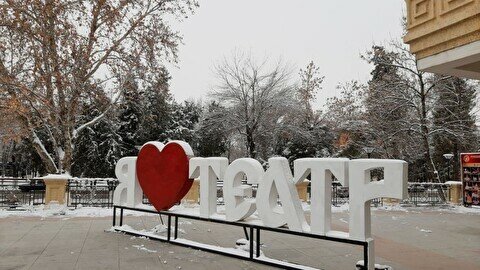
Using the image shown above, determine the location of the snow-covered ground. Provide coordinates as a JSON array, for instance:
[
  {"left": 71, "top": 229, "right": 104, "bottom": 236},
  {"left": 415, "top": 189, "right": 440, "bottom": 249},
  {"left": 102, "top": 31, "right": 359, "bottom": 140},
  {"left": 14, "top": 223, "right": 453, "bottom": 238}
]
[
  {"left": 0, "top": 204, "right": 155, "bottom": 219},
  {"left": 372, "top": 203, "right": 480, "bottom": 215},
  {"left": 0, "top": 202, "right": 478, "bottom": 219}
]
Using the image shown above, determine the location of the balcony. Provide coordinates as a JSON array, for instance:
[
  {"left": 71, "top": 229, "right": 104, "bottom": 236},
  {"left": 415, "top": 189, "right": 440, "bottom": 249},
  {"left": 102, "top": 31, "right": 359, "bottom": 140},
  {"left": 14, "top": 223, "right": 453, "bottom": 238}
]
[{"left": 403, "top": 0, "right": 480, "bottom": 79}]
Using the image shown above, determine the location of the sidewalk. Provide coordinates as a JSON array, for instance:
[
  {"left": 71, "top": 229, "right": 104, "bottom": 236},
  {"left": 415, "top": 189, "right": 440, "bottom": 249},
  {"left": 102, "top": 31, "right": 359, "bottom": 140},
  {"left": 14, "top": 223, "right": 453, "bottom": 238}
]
[{"left": 0, "top": 206, "right": 478, "bottom": 270}]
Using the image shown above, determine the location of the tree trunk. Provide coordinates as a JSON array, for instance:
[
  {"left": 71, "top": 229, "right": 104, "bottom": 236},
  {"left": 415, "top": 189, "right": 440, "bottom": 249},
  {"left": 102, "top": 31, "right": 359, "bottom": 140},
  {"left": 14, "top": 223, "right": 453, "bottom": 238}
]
[
  {"left": 453, "top": 142, "right": 459, "bottom": 181},
  {"left": 419, "top": 93, "right": 433, "bottom": 181},
  {"left": 30, "top": 134, "right": 57, "bottom": 173},
  {"left": 246, "top": 126, "right": 256, "bottom": 158},
  {"left": 62, "top": 136, "right": 73, "bottom": 174}
]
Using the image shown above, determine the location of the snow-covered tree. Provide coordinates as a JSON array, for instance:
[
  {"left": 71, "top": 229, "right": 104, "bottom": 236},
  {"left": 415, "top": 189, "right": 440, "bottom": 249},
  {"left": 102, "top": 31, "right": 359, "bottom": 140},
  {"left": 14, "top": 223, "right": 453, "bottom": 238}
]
[
  {"left": 166, "top": 100, "right": 201, "bottom": 145},
  {"left": 362, "top": 46, "right": 419, "bottom": 161},
  {"left": 195, "top": 101, "right": 228, "bottom": 157},
  {"left": 72, "top": 100, "right": 123, "bottom": 178},
  {"left": 324, "top": 81, "right": 368, "bottom": 158},
  {"left": 361, "top": 41, "right": 451, "bottom": 183},
  {"left": 432, "top": 77, "right": 479, "bottom": 181},
  {"left": 118, "top": 76, "right": 142, "bottom": 156},
  {"left": 138, "top": 80, "right": 173, "bottom": 144},
  {"left": 0, "top": 0, "right": 198, "bottom": 173},
  {"left": 278, "top": 61, "right": 333, "bottom": 165}
]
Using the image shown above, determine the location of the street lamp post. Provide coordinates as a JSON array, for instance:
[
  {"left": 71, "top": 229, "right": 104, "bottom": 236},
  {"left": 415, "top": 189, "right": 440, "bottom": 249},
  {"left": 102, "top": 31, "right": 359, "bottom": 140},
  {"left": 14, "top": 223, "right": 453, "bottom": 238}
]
[
  {"left": 363, "top": 147, "right": 375, "bottom": 158},
  {"left": 443, "top": 153, "right": 454, "bottom": 182}
]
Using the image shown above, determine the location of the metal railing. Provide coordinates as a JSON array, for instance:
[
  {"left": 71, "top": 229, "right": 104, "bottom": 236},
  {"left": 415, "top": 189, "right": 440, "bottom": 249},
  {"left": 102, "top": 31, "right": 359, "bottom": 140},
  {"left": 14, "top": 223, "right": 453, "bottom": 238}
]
[
  {"left": 66, "top": 179, "right": 118, "bottom": 208},
  {"left": 0, "top": 177, "right": 452, "bottom": 209},
  {"left": 331, "top": 182, "right": 450, "bottom": 207},
  {"left": 0, "top": 178, "right": 45, "bottom": 207},
  {"left": 330, "top": 183, "right": 384, "bottom": 207},
  {"left": 403, "top": 183, "right": 450, "bottom": 206}
]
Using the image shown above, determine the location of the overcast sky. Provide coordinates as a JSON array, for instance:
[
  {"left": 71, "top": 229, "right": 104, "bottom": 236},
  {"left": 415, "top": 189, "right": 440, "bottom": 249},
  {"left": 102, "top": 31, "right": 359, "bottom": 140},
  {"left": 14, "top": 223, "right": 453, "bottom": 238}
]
[{"left": 168, "top": 0, "right": 405, "bottom": 109}]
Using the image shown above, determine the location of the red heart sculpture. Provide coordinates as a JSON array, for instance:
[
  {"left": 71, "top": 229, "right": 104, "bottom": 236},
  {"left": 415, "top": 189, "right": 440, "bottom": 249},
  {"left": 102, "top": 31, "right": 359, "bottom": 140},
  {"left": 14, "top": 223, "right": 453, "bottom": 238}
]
[{"left": 136, "top": 141, "right": 193, "bottom": 211}]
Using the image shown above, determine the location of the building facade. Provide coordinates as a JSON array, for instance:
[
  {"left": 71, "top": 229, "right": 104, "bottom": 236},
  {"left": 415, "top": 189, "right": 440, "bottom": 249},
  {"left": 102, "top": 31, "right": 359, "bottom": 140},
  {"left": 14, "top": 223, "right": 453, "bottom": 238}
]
[{"left": 403, "top": 0, "right": 480, "bottom": 79}]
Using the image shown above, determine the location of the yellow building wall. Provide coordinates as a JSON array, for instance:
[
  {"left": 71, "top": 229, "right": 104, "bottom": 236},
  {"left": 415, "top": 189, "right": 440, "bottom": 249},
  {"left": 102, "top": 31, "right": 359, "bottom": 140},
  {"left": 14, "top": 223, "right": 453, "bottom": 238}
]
[{"left": 404, "top": 0, "right": 480, "bottom": 59}]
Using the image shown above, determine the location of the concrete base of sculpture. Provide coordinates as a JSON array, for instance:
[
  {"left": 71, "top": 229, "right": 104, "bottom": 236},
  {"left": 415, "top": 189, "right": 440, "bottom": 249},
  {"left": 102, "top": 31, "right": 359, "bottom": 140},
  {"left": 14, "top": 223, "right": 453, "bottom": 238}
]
[{"left": 42, "top": 174, "right": 69, "bottom": 205}]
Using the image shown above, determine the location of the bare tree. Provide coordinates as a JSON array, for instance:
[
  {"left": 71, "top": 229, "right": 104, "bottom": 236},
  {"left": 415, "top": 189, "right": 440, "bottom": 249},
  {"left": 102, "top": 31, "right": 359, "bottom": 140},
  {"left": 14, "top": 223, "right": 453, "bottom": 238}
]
[
  {"left": 361, "top": 40, "right": 451, "bottom": 183},
  {"left": 0, "top": 0, "right": 198, "bottom": 173},
  {"left": 210, "top": 52, "right": 297, "bottom": 159}
]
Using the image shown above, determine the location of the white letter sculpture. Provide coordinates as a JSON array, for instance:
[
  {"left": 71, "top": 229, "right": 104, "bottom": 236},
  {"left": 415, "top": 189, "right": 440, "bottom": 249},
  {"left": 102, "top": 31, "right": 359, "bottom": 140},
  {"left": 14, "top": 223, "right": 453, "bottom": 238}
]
[
  {"left": 189, "top": 157, "right": 229, "bottom": 218},
  {"left": 113, "top": 147, "right": 410, "bottom": 270},
  {"left": 349, "top": 159, "right": 407, "bottom": 270},
  {"left": 113, "top": 156, "right": 144, "bottom": 207},
  {"left": 223, "top": 158, "right": 264, "bottom": 221},
  {"left": 294, "top": 158, "right": 349, "bottom": 235},
  {"left": 256, "top": 157, "right": 308, "bottom": 232}
]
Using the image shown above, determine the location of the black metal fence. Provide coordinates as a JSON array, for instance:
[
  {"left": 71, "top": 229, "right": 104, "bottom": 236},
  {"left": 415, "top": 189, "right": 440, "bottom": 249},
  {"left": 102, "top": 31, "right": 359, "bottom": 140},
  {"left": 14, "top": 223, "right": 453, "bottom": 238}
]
[
  {"left": 0, "top": 177, "right": 118, "bottom": 209},
  {"left": 0, "top": 177, "right": 452, "bottom": 209},
  {"left": 0, "top": 178, "right": 45, "bottom": 207},
  {"left": 332, "top": 182, "right": 349, "bottom": 206},
  {"left": 66, "top": 179, "right": 118, "bottom": 208},
  {"left": 330, "top": 182, "right": 450, "bottom": 207},
  {"left": 330, "top": 183, "right": 384, "bottom": 207},
  {"left": 403, "top": 183, "right": 450, "bottom": 206}
]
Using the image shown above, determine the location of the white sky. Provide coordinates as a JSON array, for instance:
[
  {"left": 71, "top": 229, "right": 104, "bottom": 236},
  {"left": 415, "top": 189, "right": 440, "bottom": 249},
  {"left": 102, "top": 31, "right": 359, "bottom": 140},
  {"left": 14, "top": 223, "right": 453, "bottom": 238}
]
[{"left": 168, "top": 0, "right": 406, "bottom": 110}]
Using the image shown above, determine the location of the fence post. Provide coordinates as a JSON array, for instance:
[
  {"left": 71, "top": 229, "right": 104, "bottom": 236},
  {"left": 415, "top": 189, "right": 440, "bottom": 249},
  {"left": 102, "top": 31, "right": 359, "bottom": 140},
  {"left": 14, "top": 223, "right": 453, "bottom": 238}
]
[
  {"left": 446, "top": 181, "right": 462, "bottom": 204},
  {"left": 43, "top": 174, "right": 69, "bottom": 205}
]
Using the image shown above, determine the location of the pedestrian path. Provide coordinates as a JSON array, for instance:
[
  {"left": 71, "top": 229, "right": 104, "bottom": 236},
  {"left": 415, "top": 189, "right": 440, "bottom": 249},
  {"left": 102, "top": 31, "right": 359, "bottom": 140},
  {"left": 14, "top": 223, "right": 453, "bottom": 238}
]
[{"left": 0, "top": 207, "right": 478, "bottom": 270}]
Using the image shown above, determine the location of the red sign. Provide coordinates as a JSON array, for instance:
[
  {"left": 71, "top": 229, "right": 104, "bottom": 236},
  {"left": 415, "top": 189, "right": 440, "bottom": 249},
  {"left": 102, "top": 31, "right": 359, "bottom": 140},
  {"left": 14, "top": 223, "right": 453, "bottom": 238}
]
[
  {"left": 461, "top": 153, "right": 480, "bottom": 206},
  {"left": 461, "top": 153, "right": 480, "bottom": 167},
  {"left": 136, "top": 142, "right": 193, "bottom": 211}
]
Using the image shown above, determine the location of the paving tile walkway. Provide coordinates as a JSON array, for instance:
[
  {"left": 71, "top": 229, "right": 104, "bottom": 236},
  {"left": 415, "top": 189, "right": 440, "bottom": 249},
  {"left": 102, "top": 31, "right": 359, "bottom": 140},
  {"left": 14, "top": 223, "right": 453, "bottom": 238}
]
[{"left": 0, "top": 208, "right": 478, "bottom": 270}]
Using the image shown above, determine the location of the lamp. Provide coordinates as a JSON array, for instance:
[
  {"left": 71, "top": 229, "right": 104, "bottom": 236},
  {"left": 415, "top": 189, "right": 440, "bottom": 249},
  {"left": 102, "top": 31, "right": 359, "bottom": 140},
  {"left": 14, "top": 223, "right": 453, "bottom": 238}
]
[
  {"left": 363, "top": 147, "right": 375, "bottom": 158},
  {"left": 443, "top": 153, "right": 454, "bottom": 182}
]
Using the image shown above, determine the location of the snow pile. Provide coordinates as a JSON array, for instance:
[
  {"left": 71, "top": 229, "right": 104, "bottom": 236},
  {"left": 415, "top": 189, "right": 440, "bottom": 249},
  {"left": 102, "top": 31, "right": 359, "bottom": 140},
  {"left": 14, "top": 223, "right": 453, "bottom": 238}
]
[
  {"left": 235, "top": 238, "right": 263, "bottom": 256},
  {"left": 374, "top": 204, "right": 409, "bottom": 212},
  {"left": 442, "top": 205, "right": 480, "bottom": 215},
  {"left": 326, "top": 230, "right": 350, "bottom": 239},
  {"left": 151, "top": 224, "right": 169, "bottom": 233},
  {"left": 356, "top": 260, "right": 393, "bottom": 270},
  {"left": 415, "top": 226, "right": 433, "bottom": 233},
  {"left": 42, "top": 173, "right": 72, "bottom": 180},
  {"left": 149, "top": 224, "right": 186, "bottom": 234},
  {"left": 332, "top": 203, "right": 350, "bottom": 213},
  {"left": 109, "top": 223, "right": 186, "bottom": 236},
  {"left": 369, "top": 203, "right": 479, "bottom": 215},
  {"left": 0, "top": 204, "right": 154, "bottom": 219},
  {"left": 132, "top": 244, "right": 157, "bottom": 253}
]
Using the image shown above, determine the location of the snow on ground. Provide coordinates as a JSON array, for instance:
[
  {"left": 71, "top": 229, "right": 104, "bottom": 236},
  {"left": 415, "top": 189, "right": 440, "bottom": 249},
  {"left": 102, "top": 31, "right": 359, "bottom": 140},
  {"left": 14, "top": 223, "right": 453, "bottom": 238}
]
[
  {"left": 132, "top": 244, "right": 158, "bottom": 253},
  {"left": 1, "top": 201, "right": 479, "bottom": 219},
  {"left": 376, "top": 204, "right": 480, "bottom": 215},
  {"left": 356, "top": 260, "right": 393, "bottom": 270},
  {"left": 332, "top": 203, "right": 351, "bottom": 213},
  {"left": 234, "top": 238, "right": 263, "bottom": 256},
  {"left": 301, "top": 202, "right": 350, "bottom": 213},
  {"left": 0, "top": 204, "right": 156, "bottom": 219}
]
